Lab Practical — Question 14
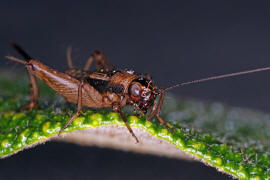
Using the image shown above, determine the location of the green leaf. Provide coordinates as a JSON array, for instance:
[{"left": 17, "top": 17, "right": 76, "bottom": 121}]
[{"left": 1, "top": 71, "right": 270, "bottom": 179}]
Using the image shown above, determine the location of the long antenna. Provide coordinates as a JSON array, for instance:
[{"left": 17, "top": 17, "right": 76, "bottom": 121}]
[{"left": 165, "top": 66, "right": 270, "bottom": 91}]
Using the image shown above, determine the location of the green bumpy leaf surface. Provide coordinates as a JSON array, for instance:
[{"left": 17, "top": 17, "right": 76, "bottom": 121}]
[{"left": 1, "top": 72, "right": 270, "bottom": 179}]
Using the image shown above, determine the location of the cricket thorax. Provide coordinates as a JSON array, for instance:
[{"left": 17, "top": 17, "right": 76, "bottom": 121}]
[
  {"left": 86, "top": 77, "right": 125, "bottom": 94},
  {"left": 65, "top": 68, "right": 139, "bottom": 96},
  {"left": 88, "top": 71, "right": 137, "bottom": 94}
]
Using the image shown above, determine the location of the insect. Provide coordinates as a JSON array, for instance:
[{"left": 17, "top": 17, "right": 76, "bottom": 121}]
[{"left": 6, "top": 42, "right": 270, "bottom": 143}]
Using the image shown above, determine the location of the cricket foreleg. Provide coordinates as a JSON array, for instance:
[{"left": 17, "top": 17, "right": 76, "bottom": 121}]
[
  {"left": 58, "top": 81, "right": 84, "bottom": 135},
  {"left": 112, "top": 102, "right": 139, "bottom": 143},
  {"left": 146, "top": 101, "right": 156, "bottom": 121},
  {"left": 153, "top": 89, "right": 174, "bottom": 132},
  {"left": 127, "top": 99, "right": 145, "bottom": 117}
]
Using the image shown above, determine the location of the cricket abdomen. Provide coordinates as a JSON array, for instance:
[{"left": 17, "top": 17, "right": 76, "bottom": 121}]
[{"left": 27, "top": 60, "right": 109, "bottom": 108}]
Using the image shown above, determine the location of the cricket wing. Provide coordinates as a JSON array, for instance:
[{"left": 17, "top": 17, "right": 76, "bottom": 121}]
[{"left": 29, "top": 60, "right": 105, "bottom": 108}]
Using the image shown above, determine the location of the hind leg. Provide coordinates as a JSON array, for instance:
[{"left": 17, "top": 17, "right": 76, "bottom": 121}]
[
  {"left": 83, "top": 55, "right": 94, "bottom": 71},
  {"left": 66, "top": 46, "right": 73, "bottom": 68},
  {"left": 83, "top": 50, "right": 114, "bottom": 72},
  {"left": 6, "top": 59, "right": 40, "bottom": 111},
  {"left": 20, "top": 68, "right": 39, "bottom": 111},
  {"left": 8, "top": 42, "right": 39, "bottom": 111}
]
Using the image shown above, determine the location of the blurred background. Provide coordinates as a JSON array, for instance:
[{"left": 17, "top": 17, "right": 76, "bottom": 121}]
[{"left": 1, "top": 1, "right": 270, "bottom": 179}]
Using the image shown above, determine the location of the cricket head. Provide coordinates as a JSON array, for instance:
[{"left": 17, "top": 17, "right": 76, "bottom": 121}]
[{"left": 128, "top": 74, "right": 160, "bottom": 113}]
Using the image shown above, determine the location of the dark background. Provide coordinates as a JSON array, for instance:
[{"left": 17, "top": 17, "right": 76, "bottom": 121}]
[{"left": 1, "top": 1, "right": 270, "bottom": 179}]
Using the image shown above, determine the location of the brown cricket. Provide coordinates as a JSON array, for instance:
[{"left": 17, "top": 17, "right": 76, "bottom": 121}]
[{"left": 6, "top": 42, "right": 270, "bottom": 143}]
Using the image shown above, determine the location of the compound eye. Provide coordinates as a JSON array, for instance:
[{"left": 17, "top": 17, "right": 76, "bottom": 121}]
[{"left": 129, "top": 83, "right": 141, "bottom": 97}]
